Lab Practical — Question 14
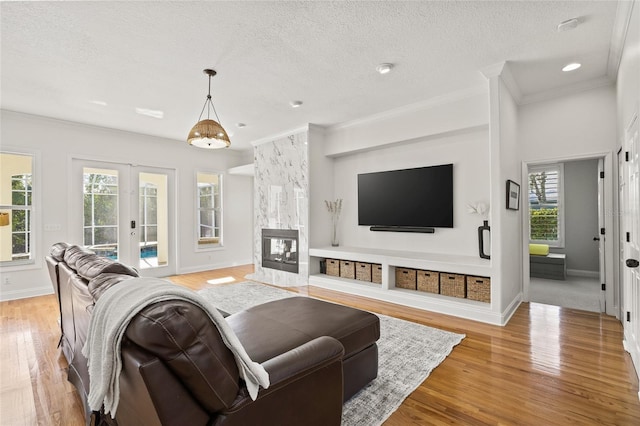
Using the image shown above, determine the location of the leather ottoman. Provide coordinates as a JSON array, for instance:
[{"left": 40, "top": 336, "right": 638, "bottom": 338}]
[{"left": 226, "top": 296, "right": 380, "bottom": 400}]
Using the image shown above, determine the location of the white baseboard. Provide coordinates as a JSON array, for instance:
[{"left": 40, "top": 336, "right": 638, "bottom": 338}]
[
  {"left": 178, "top": 259, "right": 253, "bottom": 275},
  {"left": 567, "top": 269, "right": 599, "bottom": 278},
  {"left": 0, "top": 286, "right": 53, "bottom": 302}
]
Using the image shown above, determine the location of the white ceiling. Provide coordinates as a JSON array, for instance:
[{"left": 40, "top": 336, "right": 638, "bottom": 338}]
[{"left": 1, "top": 1, "right": 625, "bottom": 152}]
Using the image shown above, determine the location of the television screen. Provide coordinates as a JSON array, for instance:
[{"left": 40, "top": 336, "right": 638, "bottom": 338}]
[{"left": 357, "top": 164, "right": 453, "bottom": 228}]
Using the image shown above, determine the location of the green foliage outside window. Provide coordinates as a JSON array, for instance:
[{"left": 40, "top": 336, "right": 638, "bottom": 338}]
[{"left": 530, "top": 207, "right": 558, "bottom": 241}]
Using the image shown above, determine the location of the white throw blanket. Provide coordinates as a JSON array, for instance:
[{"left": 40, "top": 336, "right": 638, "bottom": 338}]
[{"left": 82, "top": 277, "right": 270, "bottom": 416}]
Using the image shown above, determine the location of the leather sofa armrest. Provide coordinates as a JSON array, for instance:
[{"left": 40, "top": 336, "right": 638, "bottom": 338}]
[
  {"left": 216, "top": 336, "right": 344, "bottom": 425},
  {"left": 262, "top": 335, "right": 344, "bottom": 387},
  {"left": 225, "top": 336, "right": 344, "bottom": 411}
]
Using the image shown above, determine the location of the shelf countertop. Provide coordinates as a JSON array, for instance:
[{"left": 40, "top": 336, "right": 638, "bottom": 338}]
[{"left": 309, "top": 246, "right": 491, "bottom": 268}]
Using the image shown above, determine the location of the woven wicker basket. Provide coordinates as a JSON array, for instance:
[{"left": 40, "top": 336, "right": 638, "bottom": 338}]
[
  {"left": 340, "top": 260, "right": 356, "bottom": 279},
  {"left": 355, "top": 262, "right": 372, "bottom": 282},
  {"left": 466, "top": 275, "right": 491, "bottom": 303},
  {"left": 326, "top": 259, "right": 340, "bottom": 277},
  {"left": 439, "top": 272, "right": 466, "bottom": 298},
  {"left": 371, "top": 264, "right": 382, "bottom": 284},
  {"left": 395, "top": 268, "right": 417, "bottom": 290},
  {"left": 417, "top": 270, "right": 439, "bottom": 294}
]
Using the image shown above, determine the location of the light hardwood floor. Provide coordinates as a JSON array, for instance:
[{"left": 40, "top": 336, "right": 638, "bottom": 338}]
[{"left": 1, "top": 264, "right": 639, "bottom": 425}]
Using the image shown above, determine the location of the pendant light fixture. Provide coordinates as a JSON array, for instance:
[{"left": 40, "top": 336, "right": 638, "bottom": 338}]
[{"left": 187, "top": 69, "right": 231, "bottom": 149}]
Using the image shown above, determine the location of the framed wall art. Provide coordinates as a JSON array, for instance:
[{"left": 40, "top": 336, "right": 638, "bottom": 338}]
[{"left": 506, "top": 180, "right": 520, "bottom": 211}]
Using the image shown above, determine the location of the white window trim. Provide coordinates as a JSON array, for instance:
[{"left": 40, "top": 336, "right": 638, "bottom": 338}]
[
  {"left": 195, "top": 171, "right": 224, "bottom": 251},
  {"left": 528, "top": 163, "right": 565, "bottom": 248},
  {"left": 0, "top": 148, "right": 40, "bottom": 271}
]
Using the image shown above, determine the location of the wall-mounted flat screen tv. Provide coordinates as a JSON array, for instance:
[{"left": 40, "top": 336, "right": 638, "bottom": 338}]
[{"left": 358, "top": 164, "right": 453, "bottom": 228}]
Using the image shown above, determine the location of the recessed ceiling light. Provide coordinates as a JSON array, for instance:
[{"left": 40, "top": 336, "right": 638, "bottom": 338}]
[
  {"left": 135, "top": 107, "right": 164, "bottom": 119},
  {"left": 376, "top": 63, "right": 394, "bottom": 74},
  {"left": 236, "top": 123, "right": 247, "bottom": 128},
  {"left": 562, "top": 63, "right": 581, "bottom": 72},
  {"left": 290, "top": 100, "right": 303, "bottom": 108},
  {"left": 90, "top": 100, "right": 107, "bottom": 106},
  {"left": 557, "top": 18, "right": 579, "bottom": 32}
]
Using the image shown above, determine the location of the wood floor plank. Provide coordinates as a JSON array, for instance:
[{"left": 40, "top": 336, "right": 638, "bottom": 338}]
[{"left": 1, "top": 265, "right": 639, "bottom": 425}]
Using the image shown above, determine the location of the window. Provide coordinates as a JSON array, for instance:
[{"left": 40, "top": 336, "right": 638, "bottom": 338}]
[
  {"left": 140, "top": 182, "right": 158, "bottom": 246},
  {"left": 528, "top": 164, "right": 564, "bottom": 247},
  {"left": 83, "top": 170, "right": 119, "bottom": 256},
  {"left": 11, "top": 174, "right": 32, "bottom": 259},
  {"left": 0, "top": 152, "right": 35, "bottom": 265},
  {"left": 197, "top": 172, "right": 222, "bottom": 248}
]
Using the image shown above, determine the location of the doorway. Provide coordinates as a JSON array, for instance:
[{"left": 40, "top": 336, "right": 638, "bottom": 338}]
[
  {"left": 524, "top": 154, "right": 614, "bottom": 314},
  {"left": 70, "top": 159, "right": 176, "bottom": 277}
]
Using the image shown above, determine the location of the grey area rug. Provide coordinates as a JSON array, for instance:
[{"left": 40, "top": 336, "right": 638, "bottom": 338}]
[{"left": 198, "top": 281, "right": 465, "bottom": 426}]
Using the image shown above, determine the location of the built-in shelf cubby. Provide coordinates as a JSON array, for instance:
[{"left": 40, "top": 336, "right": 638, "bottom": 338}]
[{"left": 309, "top": 246, "right": 496, "bottom": 323}]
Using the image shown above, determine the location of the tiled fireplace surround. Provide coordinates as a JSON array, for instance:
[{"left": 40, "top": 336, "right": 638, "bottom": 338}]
[{"left": 247, "top": 132, "right": 310, "bottom": 286}]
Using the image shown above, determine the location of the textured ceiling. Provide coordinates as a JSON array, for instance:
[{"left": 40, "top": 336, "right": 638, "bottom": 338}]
[{"left": 1, "top": 1, "right": 622, "bottom": 151}]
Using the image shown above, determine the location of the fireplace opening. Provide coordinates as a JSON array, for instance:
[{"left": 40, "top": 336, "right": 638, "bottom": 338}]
[{"left": 262, "top": 229, "right": 299, "bottom": 274}]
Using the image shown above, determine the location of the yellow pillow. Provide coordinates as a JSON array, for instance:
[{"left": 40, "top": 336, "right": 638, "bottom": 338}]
[{"left": 529, "top": 244, "right": 549, "bottom": 256}]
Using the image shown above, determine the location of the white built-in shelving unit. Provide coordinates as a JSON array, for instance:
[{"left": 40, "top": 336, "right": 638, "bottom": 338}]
[{"left": 308, "top": 246, "right": 498, "bottom": 323}]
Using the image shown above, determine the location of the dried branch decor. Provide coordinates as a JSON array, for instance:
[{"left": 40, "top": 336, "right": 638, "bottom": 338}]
[{"left": 325, "top": 199, "right": 343, "bottom": 246}]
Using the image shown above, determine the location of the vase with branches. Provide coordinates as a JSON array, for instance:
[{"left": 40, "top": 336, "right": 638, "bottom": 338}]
[{"left": 325, "top": 199, "right": 343, "bottom": 247}]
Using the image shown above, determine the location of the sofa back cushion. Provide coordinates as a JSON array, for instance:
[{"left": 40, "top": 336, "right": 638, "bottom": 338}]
[
  {"left": 125, "top": 300, "right": 240, "bottom": 414},
  {"left": 50, "top": 242, "right": 69, "bottom": 262},
  {"left": 63, "top": 245, "right": 95, "bottom": 269},
  {"left": 88, "top": 273, "right": 135, "bottom": 302},
  {"left": 75, "top": 254, "right": 138, "bottom": 280}
]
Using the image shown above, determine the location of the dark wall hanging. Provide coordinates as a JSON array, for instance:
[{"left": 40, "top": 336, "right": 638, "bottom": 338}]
[{"left": 506, "top": 180, "right": 520, "bottom": 210}]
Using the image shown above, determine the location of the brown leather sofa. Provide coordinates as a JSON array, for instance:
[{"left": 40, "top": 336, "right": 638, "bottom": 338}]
[{"left": 46, "top": 243, "right": 380, "bottom": 426}]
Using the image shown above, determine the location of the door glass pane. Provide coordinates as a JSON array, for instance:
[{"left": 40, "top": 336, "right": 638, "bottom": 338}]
[
  {"left": 83, "top": 167, "right": 119, "bottom": 259},
  {"left": 1, "top": 153, "right": 34, "bottom": 264},
  {"left": 138, "top": 172, "right": 167, "bottom": 269}
]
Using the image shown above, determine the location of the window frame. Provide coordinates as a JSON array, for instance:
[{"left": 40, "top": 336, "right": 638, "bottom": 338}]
[
  {"left": 195, "top": 171, "right": 224, "bottom": 251},
  {"left": 528, "top": 163, "right": 565, "bottom": 248},
  {"left": 0, "top": 150, "right": 39, "bottom": 270}
]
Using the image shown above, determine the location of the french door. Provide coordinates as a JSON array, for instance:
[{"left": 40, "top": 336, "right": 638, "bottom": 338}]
[
  {"left": 621, "top": 114, "right": 640, "bottom": 376},
  {"left": 71, "top": 159, "right": 176, "bottom": 277}
]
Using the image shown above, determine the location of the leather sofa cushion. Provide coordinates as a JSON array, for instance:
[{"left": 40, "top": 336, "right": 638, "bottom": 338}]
[
  {"left": 125, "top": 300, "right": 240, "bottom": 414},
  {"left": 227, "top": 297, "right": 380, "bottom": 363},
  {"left": 88, "top": 273, "right": 136, "bottom": 301},
  {"left": 63, "top": 245, "right": 95, "bottom": 269},
  {"left": 50, "top": 242, "right": 69, "bottom": 262},
  {"left": 76, "top": 254, "right": 138, "bottom": 280}
]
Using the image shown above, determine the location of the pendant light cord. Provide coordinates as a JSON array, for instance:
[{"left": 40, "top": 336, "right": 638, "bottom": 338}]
[{"left": 196, "top": 73, "right": 223, "bottom": 124}]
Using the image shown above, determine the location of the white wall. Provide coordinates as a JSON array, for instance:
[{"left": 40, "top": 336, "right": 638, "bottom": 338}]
[
  {"left": 0, "top": 110, "right": 253, "bottom": 300},
  {"left": 616, "top": 0, "right": 639, "bottom": 135},
  {"left": 332, "top": 127, "right": 490, "bottom": 257},
  {"left": 308, "top": 125, "right": 334, "bottom": 249},
  {"left": 320, "top": 89, "right": 490, "bottom": 256},
  {"left": 324, "top": 89, "right": 489, "bottom": 157},
  {"left": 493, "top": 77, "right": 522, "bottom": 314},
  {"left": 518, "top": 82, "right": 617, "bottom": 313},
  {"left": 519, "top": 85, "right": 617, "bottom": 161}
]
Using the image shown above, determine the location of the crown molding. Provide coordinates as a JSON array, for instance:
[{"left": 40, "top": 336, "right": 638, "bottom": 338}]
[
  {"left": 497, "top": 62, "right": 523, "bottom": 104},
  {"left": 479, "top": 61, "right": 506, "bottom": 79},
  {"left": 607, "top": 0, "right": 635, "bottom": 80}
]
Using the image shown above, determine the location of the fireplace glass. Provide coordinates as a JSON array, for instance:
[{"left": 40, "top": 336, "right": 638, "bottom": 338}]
[{"left": 262, "top": 229, "right": 299, "bottom": 273}]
